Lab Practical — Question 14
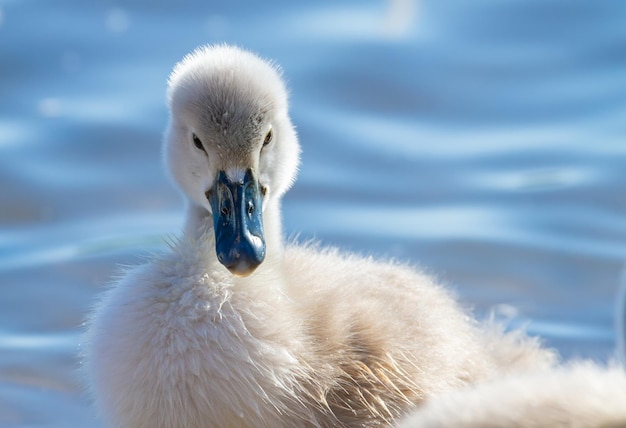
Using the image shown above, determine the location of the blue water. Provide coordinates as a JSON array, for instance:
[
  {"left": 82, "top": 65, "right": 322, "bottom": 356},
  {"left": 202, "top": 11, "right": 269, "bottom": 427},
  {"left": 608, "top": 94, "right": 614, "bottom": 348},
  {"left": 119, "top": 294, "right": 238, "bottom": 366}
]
[{"left": 1, "top": 0, "right": 625, "bottom": 425}]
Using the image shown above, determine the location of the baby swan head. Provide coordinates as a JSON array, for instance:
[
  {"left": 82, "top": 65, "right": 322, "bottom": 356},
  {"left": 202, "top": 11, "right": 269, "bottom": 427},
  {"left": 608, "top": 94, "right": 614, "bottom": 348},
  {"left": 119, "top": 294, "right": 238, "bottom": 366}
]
[{"left": 165, "top": 45, "right": 299, "bottom": 276}]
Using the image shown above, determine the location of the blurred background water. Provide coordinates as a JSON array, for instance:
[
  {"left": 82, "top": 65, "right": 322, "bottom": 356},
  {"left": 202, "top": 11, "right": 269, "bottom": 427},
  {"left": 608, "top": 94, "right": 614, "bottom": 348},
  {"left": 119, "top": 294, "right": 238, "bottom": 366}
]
[{"left": 1, "top": 0, "right": 625, "bottom": 425}]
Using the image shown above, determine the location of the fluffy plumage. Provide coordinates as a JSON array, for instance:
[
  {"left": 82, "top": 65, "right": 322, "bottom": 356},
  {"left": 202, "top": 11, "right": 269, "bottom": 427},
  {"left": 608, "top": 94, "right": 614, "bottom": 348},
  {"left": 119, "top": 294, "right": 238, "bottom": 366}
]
[
  {"left": 399, "top": 271, "right": 626, "bottom": 428},
  {"left": 398, "top": 362, "right": 626, "bottom": 428},
  {"left": 82, "top": 45, "right": 555, "bottom": 427}
]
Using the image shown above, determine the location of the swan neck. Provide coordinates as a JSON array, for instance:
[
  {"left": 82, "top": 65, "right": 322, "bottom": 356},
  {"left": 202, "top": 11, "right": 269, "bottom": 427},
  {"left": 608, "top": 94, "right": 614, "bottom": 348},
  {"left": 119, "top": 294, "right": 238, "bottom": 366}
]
[{"left": 183, "top": 204, "right": 212, "bottom": 238}]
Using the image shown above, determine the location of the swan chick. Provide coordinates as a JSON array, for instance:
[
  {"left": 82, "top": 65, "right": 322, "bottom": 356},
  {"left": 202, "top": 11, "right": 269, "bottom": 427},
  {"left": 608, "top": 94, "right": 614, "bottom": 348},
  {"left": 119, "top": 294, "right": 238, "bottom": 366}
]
[{"left": 82, "top": 44, "right": 556, "bottom": 428}]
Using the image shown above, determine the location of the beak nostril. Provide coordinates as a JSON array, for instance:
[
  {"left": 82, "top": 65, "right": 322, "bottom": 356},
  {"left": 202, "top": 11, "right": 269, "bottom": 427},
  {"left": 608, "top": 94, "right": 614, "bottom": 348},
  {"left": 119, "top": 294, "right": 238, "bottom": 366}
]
[
  {"left": 221, "top": 206, "right": 230, "bottom": 216},
  {"left": 247, "top": 202, "right": 254, "bottom": 216}
]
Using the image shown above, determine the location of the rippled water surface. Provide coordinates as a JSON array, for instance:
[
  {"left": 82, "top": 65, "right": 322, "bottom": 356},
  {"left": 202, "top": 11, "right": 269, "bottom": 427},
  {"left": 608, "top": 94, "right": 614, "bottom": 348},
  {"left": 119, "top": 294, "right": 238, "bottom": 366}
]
[{"left": 1, "top": 0, "right": 625, "bottom": 425}]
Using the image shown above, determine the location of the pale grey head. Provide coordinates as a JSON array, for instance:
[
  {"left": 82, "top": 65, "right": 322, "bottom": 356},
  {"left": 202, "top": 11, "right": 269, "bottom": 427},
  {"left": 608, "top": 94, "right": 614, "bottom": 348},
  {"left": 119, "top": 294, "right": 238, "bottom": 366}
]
[{"left": 164, "top": 45, "right": 300, "bottom": 276}]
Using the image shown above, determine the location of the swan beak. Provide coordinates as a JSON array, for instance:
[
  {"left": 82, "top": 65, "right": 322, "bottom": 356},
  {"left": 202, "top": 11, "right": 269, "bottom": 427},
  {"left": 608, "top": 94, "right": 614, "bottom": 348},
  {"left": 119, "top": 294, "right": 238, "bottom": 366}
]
[{"left": 206, "top": 169, "right": 266, "bottom": 277}]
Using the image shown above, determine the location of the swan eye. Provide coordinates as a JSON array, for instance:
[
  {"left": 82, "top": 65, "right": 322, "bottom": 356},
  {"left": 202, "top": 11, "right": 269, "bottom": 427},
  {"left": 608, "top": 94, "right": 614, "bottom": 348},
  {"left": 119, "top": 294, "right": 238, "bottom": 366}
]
[
  {"left": 192, "top": 133, "right": 206, "bottom": 152},
  {"left": 262, "top": 129, "right": 273, "bottom": 147}
]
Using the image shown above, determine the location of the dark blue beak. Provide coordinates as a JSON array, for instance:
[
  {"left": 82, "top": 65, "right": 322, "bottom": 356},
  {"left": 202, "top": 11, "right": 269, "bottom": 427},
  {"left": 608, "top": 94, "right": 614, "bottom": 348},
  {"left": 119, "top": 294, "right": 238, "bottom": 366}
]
[{"left": 206, "top": 169, "right": 266, "bottom": 277}]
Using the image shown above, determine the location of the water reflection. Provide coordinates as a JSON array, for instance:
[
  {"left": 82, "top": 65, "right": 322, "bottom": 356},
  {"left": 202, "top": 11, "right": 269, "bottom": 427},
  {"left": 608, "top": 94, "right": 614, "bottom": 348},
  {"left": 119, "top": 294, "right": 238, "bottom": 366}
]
[{"left": 105, "top": 8, "right": 131, "bottom": 33}]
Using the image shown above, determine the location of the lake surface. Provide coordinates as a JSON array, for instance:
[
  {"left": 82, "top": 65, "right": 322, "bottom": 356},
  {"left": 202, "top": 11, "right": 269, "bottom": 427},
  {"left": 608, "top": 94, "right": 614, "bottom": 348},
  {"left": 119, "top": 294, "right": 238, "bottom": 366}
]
[{"left": 1, "top": 0, "right": 625, "bottom": 425}]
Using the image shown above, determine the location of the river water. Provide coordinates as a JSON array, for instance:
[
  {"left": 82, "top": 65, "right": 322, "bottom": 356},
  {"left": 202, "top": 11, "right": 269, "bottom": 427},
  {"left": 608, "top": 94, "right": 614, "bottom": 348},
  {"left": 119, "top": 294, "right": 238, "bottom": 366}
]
[{"left": 1, "top": 0, "right": 625, "bottom": 425}]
